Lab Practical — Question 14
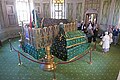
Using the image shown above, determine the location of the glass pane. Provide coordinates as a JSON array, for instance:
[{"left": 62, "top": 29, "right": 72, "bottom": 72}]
[
  {"left": 16, "top": 0, "right": 30, "bottom": 24},
  {"left": 54, "top": 3, "right": 58, "bottom": 6},
  {"left": 52, "top": 0, "right": 64, "bottom": 19},
  {"left": 59, "top": 16, "right": 62, "bottom": 19},
  {"left": 59, "top": 12, "right": 62, "bottom": 15},
  {"left": 54, "top": 6, "right": 58, "bottom": 10},
  {"left": 59, "top": 5, "right": 63, "bottom": 10},
  {"left": 55, "top": 12, "right": 58, "bottom": 15},
  {"left": 55, "top": 15, "right": 58, "bottom": 19}
]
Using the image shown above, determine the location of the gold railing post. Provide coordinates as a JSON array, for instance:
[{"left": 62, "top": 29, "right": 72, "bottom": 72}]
[{"left": 41, "top": 45, "right": 56, "bottom": 71}]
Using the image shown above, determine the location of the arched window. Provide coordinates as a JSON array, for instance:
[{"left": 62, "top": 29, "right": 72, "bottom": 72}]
[
  {"left": 52, "top": 0, "right": 65, "bottom": 19},
  {"left": 16, "top": 0, "right": 33, "bottom": 25}
]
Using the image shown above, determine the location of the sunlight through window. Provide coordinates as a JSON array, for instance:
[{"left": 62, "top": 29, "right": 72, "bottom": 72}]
[
  {"left": 52, "top": 0, "right": 65, "bottom": 19},
  {"left": 16, "top": 0, "right": 33, "bottom": 25}
]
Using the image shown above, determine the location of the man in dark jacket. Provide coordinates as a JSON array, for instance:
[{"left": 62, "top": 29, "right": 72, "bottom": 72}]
[{"left": 113, "top": 27, "right": 119, "bottom": 45}]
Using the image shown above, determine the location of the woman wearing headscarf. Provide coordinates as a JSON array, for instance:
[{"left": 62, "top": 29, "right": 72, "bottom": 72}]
[{"left": 102, "top": 32, "right": 110, "bottom": 53}]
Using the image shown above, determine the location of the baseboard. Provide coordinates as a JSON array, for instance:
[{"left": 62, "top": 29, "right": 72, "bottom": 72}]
[{"left": 1, "top": 35, "right": 20, "bottom": 42}]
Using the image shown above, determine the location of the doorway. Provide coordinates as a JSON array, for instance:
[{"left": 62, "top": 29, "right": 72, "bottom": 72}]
[
  {"left": 85, "top": 9, "right": 98, "bottom": 26},
  {"left": 85, "top": 13, "right": 97, "bottom": 24}
]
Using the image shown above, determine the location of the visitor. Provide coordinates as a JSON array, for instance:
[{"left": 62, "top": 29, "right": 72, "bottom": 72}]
[
  {"left": 77, "top": 21, "right": 81, "bottom": 30},
  {"left": 113, "top": 27, "right": 119, "bottom": 45},
  {"left": 102, "top": 32, "right": 110, "bottom": 53},
  {"left": 80, "top": 21, "right": 85, "bottom": 31},
  {"left": 93, "top": 24, "right": 99, "bottom": 42},
  {"left": 40, "top": 17, "right": 44, "bottom": 28},
  {"left": 86, "top": 22, "right": 94, "bottom": 43},
  {"left": 109, "top": 33, "right": 113, "bottom": 44},
  {"left": 107, "top": 25, "right": 113, "bottom": 33}
]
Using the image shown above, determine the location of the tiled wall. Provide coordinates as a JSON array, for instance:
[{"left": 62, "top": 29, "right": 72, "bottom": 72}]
[
  {"left": 0, "top": 0, "right": 120, "bottom": 41},
  {"left": 112, "top": 0, "right": 120, "bottom": 26}
]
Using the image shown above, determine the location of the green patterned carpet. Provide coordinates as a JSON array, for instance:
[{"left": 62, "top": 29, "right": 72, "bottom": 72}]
[{"left": 0, "top": 38, "right": 120, "bottom": 80}]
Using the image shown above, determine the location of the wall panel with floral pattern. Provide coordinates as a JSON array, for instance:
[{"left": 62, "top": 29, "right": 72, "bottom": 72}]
[
  {"left": 112, "top": 0, "right": 120, "bottom": 26},
  {"left": 101, "top": 0, "right": 111, "bottom": 24},
  {"left": 66, "top": 3, "right": 73, "bottom": 21},
  {"left": 43, "top": 3, "right": 50, "bottom": 18},
  {"left": 76, "top": 3, "right": 82, "bottom": 22}
]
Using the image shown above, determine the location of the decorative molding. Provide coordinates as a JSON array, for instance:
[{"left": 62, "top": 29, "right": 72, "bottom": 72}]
[
  {"left": 35, "top": 3, "right": 40, "bottom": 6},
  {"left": 6, "top": 1, "right": 14, "bottom": 5},
  {"left": 83, "top": 0, "right": 100, "bottom": 22},
  {"left": 0, "top": 27, "right": 21, "bottom": 42}
]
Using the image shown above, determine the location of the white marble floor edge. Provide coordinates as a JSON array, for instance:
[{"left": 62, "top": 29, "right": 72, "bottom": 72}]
[{"left": 117, "top": 71, "right": 120, "bottom": 80}]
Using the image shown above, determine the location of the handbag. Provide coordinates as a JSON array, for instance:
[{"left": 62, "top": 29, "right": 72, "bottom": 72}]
[{"left": 99, "top": 41, "right": 103, "bottom": 45}]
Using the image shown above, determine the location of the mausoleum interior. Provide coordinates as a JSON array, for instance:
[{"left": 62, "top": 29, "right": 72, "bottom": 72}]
[{"left": 0, "top": 0, "right": 120, "bottom": 80}]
